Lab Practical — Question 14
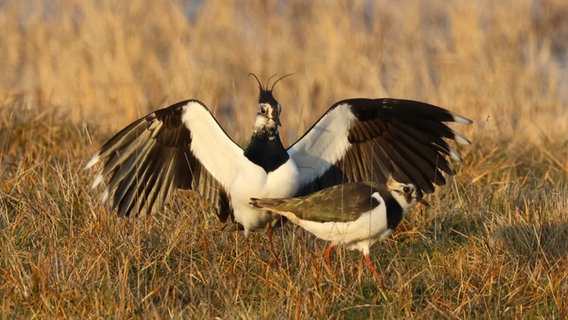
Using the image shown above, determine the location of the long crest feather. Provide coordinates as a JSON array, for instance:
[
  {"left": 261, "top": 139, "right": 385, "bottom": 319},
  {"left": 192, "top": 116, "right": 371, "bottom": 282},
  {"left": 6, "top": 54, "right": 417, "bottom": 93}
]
[
  {"left": 248, "top": 73, "right": 265, "bottom": 91},
  {"left": 248, "top": 73, "right": 294, "bottom": 92},
  {"left": 270, "top": 73, "right": 294, "bottom": 91}
]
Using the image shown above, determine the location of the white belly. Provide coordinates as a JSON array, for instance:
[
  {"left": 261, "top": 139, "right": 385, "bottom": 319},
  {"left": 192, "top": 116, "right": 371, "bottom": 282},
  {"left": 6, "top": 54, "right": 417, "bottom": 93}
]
[
  {"left": 230, "top": 158, "right": 299, "bottom": 235},
  {"left": 293, "top": 197, "right": 390, "bottom": 254}
]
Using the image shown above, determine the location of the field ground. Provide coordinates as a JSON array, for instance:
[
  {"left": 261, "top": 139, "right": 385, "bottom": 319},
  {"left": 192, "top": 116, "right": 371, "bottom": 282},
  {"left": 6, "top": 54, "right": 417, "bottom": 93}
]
[{"left": 1, "top": 0, "right": 567, "bottom": 318}]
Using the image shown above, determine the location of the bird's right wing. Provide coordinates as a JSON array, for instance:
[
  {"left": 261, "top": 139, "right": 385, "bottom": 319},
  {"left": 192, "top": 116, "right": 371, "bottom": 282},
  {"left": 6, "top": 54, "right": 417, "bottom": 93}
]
[
  {"left": 287, "top": 98, "right": 472, "bottom": 197},
  {"left": 85, "top": 100, "right": 244, "bottom": 222}
]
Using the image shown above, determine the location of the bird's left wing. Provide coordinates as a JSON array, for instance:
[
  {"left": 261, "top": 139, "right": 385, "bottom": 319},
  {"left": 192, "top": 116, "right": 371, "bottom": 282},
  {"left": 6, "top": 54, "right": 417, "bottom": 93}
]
[
  {"left": 85, "top": 100, "right": 244, "bottom": 221},
  {"left": 287, "top": 98, "right": 472, "bottom": 196}
]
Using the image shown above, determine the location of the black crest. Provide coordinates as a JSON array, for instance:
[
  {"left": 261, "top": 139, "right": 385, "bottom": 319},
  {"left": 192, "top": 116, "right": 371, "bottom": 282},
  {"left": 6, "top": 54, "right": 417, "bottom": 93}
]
[{"left": 249, "top": 73, "right": 293, "bottom": 105}]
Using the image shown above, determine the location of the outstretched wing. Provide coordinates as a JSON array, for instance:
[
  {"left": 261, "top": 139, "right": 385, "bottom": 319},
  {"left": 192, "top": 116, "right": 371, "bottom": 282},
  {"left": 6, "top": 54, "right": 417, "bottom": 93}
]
[
  {"left": 287, "top": 98, "right": 472, "bottom": 196},
  {"left": 85, "top": 100, "right": 244, "bottom": 221}
]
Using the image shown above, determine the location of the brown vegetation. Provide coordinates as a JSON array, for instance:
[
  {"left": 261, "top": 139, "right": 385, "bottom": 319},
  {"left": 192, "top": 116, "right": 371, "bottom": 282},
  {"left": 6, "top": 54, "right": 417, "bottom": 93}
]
[{"left": 1, "top": 0, "right": 567, "bottom": 318}]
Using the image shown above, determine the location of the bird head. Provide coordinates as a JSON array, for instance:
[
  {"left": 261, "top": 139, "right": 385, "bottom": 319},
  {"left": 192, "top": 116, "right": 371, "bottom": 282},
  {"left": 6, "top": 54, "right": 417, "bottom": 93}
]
[
  {"left": 387, "top": 179, "right": 429, "bottom": 209},
  {"left": 249, "top": 73, "right": 292, "bottom": 137}
]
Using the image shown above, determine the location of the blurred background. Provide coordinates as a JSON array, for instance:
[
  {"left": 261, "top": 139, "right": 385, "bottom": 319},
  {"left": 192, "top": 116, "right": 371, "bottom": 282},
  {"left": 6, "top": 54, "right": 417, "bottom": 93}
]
[{"left": 1, "top": 0, "right": 567, "bottom": 146}]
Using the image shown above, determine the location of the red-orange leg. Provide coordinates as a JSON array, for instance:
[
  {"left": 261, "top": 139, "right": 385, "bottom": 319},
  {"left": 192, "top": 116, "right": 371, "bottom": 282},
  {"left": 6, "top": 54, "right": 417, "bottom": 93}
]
[{"left": 364, "top": 253, "right": 384, "bottom": 285}]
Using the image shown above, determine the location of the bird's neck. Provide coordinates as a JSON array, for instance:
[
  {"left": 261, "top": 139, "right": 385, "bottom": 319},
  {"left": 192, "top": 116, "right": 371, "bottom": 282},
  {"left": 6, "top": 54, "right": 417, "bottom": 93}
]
[
  {"left": 244, "top": 131, "right": 289, "bottom": 173},
  {"left": 378, "top": 187, "right": 404, "bottom": 230}
]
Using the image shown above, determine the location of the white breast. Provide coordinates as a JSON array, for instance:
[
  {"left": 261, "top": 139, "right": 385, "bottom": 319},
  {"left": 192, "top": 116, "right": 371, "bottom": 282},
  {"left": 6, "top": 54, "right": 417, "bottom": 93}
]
[{"left": 229, "top": 157, "right": 299, "bottom": 235}]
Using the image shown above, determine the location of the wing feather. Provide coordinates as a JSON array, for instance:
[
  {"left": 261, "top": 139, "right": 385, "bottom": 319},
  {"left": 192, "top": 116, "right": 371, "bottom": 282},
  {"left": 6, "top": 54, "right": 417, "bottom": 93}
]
[
  {"left": 289, "top": 98, "right": 471, "bottom": 196},
  {"left": 251, "top": 183, "right": 381, "bottom": 222},
  {"left": 86, "top": 100, "right": 243, "bottom": 221}
]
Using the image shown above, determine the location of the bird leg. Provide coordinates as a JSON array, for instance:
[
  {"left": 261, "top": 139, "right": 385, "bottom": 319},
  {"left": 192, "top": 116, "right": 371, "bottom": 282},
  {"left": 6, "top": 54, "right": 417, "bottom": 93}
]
[
  {"left": 322, "top": 245, "right": 336, "bottom": 276},
  {"left": 324, "top": 245, "right": 334, "bottom": 266},
  {"left": 364, "top": 253, "right": 384, "bottom": 285}
]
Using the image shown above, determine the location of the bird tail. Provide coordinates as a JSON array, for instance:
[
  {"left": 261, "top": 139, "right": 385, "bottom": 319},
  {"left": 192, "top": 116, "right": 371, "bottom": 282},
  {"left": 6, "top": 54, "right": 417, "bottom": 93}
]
[
  {"left": 250, "top": 198, "right": 302, "bottom": 225},
  {"left": 249, "top": 197, "right": 286, "bottom": 210}
]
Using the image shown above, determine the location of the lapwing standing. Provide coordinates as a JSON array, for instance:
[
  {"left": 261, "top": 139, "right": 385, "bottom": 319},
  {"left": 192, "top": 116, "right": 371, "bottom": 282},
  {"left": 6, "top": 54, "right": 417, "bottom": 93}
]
[
  {"left": 250, "top": 179, "right": 425, "bottom": 279},
  {"left": 85, "top": 74, "right": 471, "bottom": 252}
]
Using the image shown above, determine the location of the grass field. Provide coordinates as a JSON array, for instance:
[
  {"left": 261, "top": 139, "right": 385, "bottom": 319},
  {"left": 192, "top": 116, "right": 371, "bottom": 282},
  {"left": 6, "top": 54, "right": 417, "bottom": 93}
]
[{"left": 1, "top": 0, "right": 567, "bottom": 318}]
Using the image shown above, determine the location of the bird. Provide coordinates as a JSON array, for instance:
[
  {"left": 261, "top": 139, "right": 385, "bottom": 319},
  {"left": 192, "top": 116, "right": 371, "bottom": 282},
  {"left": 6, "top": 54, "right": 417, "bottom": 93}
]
[
  {"left": 249, "top": 179, "right": 424, "bottom": 279},
  {"left": 85, "top": 74, "right": 471, "bottom": 248}
]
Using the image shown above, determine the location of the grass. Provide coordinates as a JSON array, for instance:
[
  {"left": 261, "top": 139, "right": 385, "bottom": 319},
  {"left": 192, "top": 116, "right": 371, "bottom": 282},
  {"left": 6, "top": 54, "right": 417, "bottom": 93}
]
[{"left": 1, "top": 0, "right": 568, "bottom": 318}]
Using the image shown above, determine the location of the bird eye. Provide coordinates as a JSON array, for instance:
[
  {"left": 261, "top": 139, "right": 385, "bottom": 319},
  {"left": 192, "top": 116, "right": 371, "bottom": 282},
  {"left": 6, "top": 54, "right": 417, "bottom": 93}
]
[
  {"left": 259, "top": 106, "right": 269, "bottom": 116},
  {"left": 403, "top": 186, "right": 411, "bottom": 193}
]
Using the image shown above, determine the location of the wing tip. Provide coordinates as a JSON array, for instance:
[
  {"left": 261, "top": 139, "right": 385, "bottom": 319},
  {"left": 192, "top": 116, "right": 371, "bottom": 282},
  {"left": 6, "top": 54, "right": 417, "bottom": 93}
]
[
  {"left": 451, "top": 112, "right": 473, "bottom": 125},
  {"left": 454, "top": 131, "right": 472, "bottom": 145},
  {"left": 90, "top": 173, "right": 104, "bottom": 190},
  {"left": 84, "top": 154, "right": 100, "bottom": 170},
  {"left": 100, "top": 189, "right": 110, "bottom": 204},
  {"left": 449, "top": 148, "right": 463, "bottom": 162}
]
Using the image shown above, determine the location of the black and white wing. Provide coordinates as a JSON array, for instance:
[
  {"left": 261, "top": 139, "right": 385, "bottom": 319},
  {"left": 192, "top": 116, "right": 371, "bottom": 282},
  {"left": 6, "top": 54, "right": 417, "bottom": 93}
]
[
  {"left": 287, "top": 98, "right": 472, "bottom": 196},
  {"left": 85, "top": 100, "right": 244, "bottom": 221}
]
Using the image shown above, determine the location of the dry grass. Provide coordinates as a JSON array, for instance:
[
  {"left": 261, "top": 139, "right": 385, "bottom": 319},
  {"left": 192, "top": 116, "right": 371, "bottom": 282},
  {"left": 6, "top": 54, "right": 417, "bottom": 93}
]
[{"left": 1, "top": 0, "right": 567, "bottom": 318}]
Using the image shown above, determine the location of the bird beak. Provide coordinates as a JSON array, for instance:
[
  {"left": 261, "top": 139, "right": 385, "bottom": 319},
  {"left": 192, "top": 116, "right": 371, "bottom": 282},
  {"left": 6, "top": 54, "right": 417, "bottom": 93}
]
[{"left": 417, "top": 197, "right": 430, "bottom": 207}]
